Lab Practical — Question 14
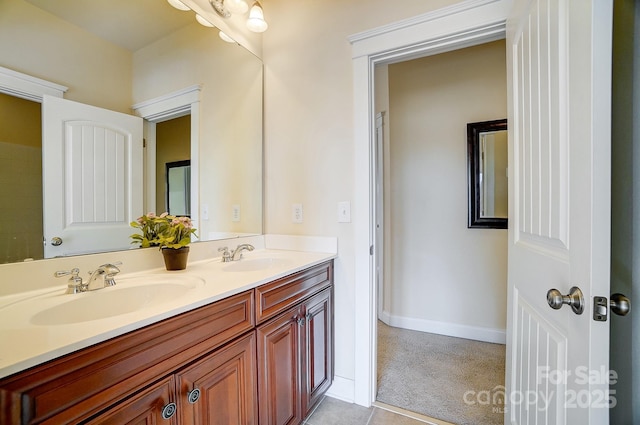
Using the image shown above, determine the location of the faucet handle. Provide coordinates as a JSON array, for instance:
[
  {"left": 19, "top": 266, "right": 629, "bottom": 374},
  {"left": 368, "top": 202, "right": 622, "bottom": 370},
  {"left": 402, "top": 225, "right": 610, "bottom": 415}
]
[
  {"left": 55, "top": 268, "right": 85, "bottom": 294},
  {"left": 218, "top": 247, "right": 231, "bottom": 262}
]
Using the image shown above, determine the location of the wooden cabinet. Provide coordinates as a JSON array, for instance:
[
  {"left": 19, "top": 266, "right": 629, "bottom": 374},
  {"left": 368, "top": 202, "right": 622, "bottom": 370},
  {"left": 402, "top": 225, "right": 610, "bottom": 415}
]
[
  {"left": 257, "top": 304, "right": 304, "bottom": 425},
  {"left": 84, "top": 376, "right": 177, "bottom": 425},
  {"left": 257, "top": 262, "right": 334, "bottom": 425},
  {"left": 301, "top": 288, "right": 333, "bottom": 414},
  {"left": 176, "top": 332, "right": 258, "bottom": 425},
  {"left": 0, "top": 290, "right": 255, "bottom": 424},
  {"left": 0, "top": 260, "right": 333, "bottom": 425}
]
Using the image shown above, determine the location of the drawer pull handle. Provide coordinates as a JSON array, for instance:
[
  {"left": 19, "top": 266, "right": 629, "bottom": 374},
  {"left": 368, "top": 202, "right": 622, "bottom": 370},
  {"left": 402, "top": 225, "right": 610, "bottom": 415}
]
[
  {"left": 296, "top": 316, "right": 305, "bottom": 326},
  {"left": 161, "top": 402, "right": 177, "bottom": 420},
  {"left": 188, "top": 388, "right": 201, "bottom": 404}
]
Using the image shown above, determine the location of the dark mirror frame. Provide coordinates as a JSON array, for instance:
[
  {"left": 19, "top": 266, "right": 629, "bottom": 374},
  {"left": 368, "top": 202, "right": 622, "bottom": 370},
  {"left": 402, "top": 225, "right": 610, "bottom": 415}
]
[
  {"left": 166, "top": 160, "right": 191, "bottom": 217},
  {"left": 467, "top": 119, "right": 508, "bottom": 229}
]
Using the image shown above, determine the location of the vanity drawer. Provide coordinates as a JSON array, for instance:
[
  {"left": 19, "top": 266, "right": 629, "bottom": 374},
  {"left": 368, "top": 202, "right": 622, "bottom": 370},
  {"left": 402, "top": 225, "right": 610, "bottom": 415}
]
[
  {"left": 255, "top": 261, "right": 333, "bottom": 324},
  {"left": 0, "top": 290, "right": 254, "bottom": 425}
]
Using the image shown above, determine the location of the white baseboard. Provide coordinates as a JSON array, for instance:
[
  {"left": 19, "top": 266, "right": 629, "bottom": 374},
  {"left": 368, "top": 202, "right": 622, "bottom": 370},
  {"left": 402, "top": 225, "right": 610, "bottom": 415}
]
[
  {"left": 379, "top": 310, "right": 506, "bottom": 344},
  {"left": 325, "top": 375, "right": 355, "bottom": 403}
]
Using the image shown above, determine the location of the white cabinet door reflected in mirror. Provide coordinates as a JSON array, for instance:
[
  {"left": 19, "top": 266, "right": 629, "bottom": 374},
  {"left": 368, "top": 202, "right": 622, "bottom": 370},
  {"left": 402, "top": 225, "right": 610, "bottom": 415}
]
[{"left": 467, "top": 119, "right": 508, "bottom": 229}]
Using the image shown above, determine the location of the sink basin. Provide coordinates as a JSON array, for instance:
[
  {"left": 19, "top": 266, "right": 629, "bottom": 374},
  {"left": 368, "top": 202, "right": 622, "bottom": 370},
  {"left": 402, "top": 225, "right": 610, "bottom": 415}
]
[
  {"left": 30, "top": 275, "right": 204, "bottom": 326},
  {"left": 222, "top": 257, "right": 290, "bottom": 272}
]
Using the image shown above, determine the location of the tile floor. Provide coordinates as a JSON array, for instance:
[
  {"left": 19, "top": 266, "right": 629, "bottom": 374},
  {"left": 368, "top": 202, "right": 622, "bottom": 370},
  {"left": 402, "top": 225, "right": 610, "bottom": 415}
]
[{"left": 304, "top": 396, "right": 452, "bottom": 425}]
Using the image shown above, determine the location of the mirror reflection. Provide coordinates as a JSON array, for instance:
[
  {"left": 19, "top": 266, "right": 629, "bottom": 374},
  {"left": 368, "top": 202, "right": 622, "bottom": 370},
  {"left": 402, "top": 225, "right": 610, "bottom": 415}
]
[
  {"left": 0, "top": 0, "right": 263, "bottom": 264},
  {"left": 166, "top": 160, "right": 192, "bottom": 217},
  {"left": 467, "top": 119, "right": 508, "bottom": 229}
]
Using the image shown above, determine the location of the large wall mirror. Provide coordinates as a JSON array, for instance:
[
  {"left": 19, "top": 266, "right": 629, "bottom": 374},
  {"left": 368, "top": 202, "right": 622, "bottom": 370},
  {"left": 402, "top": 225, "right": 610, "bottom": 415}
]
[
  {"left": 467, "top": 119, "right": 508, "bottom": 229},
  {"left": 0, "top": 0, "right": 263, "bottom": 264}
]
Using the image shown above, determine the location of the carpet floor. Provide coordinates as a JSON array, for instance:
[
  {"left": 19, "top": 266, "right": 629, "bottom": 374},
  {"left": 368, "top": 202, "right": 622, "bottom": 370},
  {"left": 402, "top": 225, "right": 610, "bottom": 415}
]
[{"left": 376, "top": 321, "right": 506, "bottom": 425}]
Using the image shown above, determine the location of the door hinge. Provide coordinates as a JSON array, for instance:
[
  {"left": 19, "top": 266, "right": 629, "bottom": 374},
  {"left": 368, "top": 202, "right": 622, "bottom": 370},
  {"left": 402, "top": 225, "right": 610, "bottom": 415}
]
[
  {"left": 369, "top": 245, "right": 374, "bottom": 255},
  {"left": 143, "top": 138, "right": 146, "bottom": 148}
]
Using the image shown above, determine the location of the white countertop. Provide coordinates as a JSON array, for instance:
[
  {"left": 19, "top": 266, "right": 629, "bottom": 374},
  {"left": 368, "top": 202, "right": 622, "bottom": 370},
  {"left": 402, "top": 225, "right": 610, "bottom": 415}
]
[{"left": 0, "top": 248, "right": 335, "bottom": 379}]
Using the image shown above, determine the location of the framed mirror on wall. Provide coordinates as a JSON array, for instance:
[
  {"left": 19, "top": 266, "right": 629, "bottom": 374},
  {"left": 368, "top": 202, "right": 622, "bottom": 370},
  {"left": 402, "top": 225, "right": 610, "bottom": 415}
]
[
  {"left": 166, "top": 160, "right": 191, "bottom": 217},
  {"left": 467, "top": 119, "right": 508, "bottom": 229},
  {"left": 0, "top": 0, "right": 263, "bottom": 264}
]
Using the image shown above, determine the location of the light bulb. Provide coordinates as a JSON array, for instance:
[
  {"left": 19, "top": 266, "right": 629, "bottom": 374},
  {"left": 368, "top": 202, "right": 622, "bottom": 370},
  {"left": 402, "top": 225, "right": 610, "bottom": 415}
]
[
  {"left": 246, "top": 2, "right": 268, "bottom": 33},
  {"left": 195, "top": 14, "right": 215, "bottom": 27},
  {"left": 226, "top": 0, "right": 249, "bottom": 14},
  {"left": 167, "top": 0, "right": 190, "bottom": 11}
]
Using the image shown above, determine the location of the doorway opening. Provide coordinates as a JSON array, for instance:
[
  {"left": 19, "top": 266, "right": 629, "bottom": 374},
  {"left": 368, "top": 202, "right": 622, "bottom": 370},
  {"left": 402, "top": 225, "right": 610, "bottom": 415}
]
[
  {"left": 155, "top": 115, "right": 191, "bottom": 216},
  {"left": 372, "top": 40, "right": 508, "bottom": 424}
]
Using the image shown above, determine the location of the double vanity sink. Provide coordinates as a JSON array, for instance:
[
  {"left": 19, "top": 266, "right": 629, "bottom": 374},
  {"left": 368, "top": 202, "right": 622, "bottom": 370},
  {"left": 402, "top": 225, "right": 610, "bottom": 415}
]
[{"left": 0, "top": 247, "right": 333, "bottom": 379}]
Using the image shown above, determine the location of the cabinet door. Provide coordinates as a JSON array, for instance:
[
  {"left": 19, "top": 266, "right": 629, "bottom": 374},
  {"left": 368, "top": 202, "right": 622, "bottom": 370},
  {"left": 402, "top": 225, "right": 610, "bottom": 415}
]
[
  {"left": 257, "top": 306, "right": 303, "bottom": 425},
  {"left": 301, "top": 288, "right": 333, "bottom": 415},
  {"left": 83, "top": 376, "right": 177, "bottom": 425},
  {"left": 176, "top": 332, "right": 258, "bottom": 425}
]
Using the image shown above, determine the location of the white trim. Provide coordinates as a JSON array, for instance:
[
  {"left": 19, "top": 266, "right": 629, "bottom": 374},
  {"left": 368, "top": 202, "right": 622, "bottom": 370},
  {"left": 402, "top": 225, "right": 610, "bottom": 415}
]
[
  {"left": 325, "top": 375, "right": 356, "bottom": 403},
  {"left": 348, "top": 0, "right": 505, "bottom": 44},
  {"left": 379, "top": 311, "right": 506, "bottom": 345},
  {"left": 350, "top": 0, "right": 511, "bottom": 408},
  {"left": 0, "top": 66, "right": 67, "bottom": 102},
  {"left": 131, "top": 85, "right": 201, "bottom": 123},
  {"left": 132, "top": 86, "right": 202, "bottom": 236}
]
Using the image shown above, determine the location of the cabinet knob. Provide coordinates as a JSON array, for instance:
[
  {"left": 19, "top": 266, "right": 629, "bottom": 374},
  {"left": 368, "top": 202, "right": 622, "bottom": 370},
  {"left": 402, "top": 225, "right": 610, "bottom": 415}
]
[
  {"left": 161, "top": 402, "right": 177, "bottom": 420},
  {"left": 187, "top": 388, "right": 201, "bottom": 404},
  {"left": 305, "top": 312, "right": 313, "bottom": 322}
]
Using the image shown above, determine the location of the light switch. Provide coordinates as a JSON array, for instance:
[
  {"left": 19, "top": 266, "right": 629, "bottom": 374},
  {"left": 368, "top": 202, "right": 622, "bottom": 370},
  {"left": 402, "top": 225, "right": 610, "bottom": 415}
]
[
  {"left": 232, "top": 204, "right": 241, "bottom": 222},
  {"left": 338, "top": 201, "right": 351, "bottom": 223},
  {"left": 292, "top": 203, "right": 303, "bottom": 223}
]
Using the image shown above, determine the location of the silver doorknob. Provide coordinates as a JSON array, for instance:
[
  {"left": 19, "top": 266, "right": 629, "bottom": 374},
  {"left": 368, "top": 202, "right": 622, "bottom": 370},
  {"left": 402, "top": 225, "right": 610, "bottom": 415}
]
[
  {"left": 51, "top": 237, "right": 63, "bottom": 246},
  {"left": 547, "top": 286, "right": 584, "bottom": 315},
  {"left": 610, "top": 293, "right": 631, "bottom": 316}
]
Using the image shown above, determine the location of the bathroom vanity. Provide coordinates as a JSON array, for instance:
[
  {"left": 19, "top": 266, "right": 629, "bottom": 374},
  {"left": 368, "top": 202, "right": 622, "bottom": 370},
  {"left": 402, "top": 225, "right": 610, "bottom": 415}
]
[{"left": 0, "top": 250, "right": 334, "bottom": 425}]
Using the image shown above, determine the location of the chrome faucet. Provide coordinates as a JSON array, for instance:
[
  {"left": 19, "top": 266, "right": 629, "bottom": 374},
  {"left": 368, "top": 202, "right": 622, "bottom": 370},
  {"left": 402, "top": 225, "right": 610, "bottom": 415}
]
[
  {"left": 218, "top": 244, "right": 255, "bottom": 262},
  {"left": 231, "top": 244, "right": 254, "bottom": 261},
  {"left": 55, "top": 262, "right": 121, "bottom": 294},
  {"left": 86, "top": 263, "right": 121, "bottom": 291}
]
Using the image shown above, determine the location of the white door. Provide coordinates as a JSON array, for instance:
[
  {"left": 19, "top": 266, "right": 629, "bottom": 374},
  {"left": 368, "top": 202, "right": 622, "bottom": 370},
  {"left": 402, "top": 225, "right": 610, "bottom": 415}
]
[
  {"left": 42, "top": 95, "right": 143, "bottom": 258},
  {"left": 505, "top": 0, "right": 613, "bottom": 423}
]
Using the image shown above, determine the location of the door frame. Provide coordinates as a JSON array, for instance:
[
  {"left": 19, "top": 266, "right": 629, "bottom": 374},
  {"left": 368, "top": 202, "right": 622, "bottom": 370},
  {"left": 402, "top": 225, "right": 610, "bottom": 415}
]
[
  {"left": 132, "top": 86, "right": 201, "bottom": 236},
  {"left": 349, "top": 0, "right": 512, "bottom": 406}
]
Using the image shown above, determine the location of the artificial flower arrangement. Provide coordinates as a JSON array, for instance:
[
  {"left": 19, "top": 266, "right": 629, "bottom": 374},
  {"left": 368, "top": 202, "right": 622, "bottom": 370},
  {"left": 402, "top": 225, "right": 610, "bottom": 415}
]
[{"left": 130, "top": 212, "right": 197, "bottom": 249}]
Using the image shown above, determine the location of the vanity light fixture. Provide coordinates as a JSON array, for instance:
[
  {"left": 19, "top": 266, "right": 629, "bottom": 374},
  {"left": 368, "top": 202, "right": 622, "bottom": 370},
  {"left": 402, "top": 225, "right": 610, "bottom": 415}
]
[
  {"left": 219, "top": 31, "right": 236, "bottom": 43},
  {"left": 246, "top": 2, "right": 268, "bottom": 33},
  {"left": 167, "top": 0, "right": 191, "bottom": 11},
  {"left": 226, "top": 0, "right": 249, "bottom": 14},
  {"left": 167, "top": 0, "right": 268, "bottom": 33},
  {"left": 195, "top": 13, "right": 215, "bottom": 27}
]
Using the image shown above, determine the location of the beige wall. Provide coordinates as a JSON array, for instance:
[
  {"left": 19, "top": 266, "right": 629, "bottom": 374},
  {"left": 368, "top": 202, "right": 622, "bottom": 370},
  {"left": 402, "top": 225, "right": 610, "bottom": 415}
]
[
  {"left": 262, "top": 0, "right": 467, "bottom": 386},
  {"left": 133, "top": 22, "right": 263, "bottom": 238},
  {"left": 156, "top": 116, "right": 191, "bottom": 214},
  {"left": 0, "top": 93, "right": 43, "bottom": 263},
  {"left": 383, "top": 40, "right": 507, "bottom": 334},
  {"left": 0, "top": 0, "right": 132, "bottom": 113}
]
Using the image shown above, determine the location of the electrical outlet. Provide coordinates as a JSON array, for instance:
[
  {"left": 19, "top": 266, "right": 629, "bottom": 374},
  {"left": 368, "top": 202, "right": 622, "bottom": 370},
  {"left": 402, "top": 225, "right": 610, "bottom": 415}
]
[
  {"left": 338, "top": 201, "right": 351, "bottom": 223},
  {"left": 232, "top": 204, "right": 240, "bottom": 222},
  {"left": 292, "top": 203, "right": 303, "bottom": 223}
]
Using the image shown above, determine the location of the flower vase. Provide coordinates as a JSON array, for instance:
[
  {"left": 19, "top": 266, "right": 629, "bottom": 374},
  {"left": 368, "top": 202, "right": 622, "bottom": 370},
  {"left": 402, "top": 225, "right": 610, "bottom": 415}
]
[{"left": 161, "top": 246, "right": 190, "bottom": 271}]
